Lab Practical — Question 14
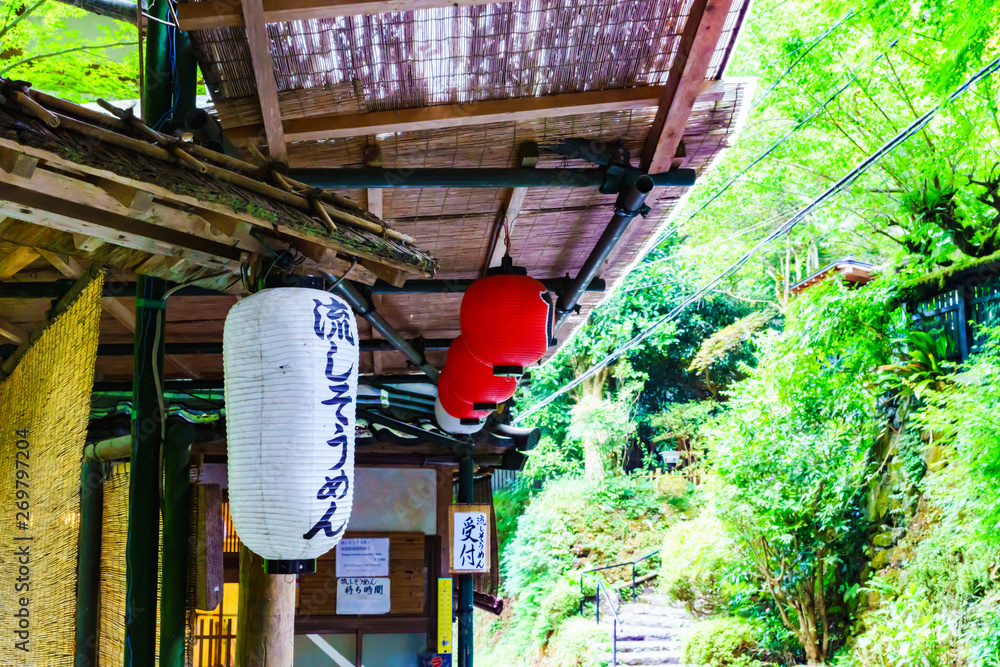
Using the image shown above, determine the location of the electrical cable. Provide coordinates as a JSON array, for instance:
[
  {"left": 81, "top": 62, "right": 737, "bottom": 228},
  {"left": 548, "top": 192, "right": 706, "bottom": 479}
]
[
  {"left": 748, "top": 9, "right": 856, "bottom": 114},
  {"left": 515, "top": 53, "right": 1000, "bottom": 423},
  {"left": 643, "top": 38, "right": 899, "bottom": 257}
]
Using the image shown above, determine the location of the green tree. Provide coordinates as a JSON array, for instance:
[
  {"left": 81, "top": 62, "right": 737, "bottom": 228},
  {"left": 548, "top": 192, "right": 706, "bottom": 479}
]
[
  {"left": 1, "top": 0, "right": 139, "bottom": 102},
  {"left": 709, "top": 278, "right": 905, "bottom": 663}
]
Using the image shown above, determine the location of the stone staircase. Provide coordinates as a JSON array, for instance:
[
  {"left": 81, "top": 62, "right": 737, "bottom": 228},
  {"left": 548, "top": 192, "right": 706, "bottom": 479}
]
[{"left": 595, "top": 592, "right": 696, "bottom": 666}]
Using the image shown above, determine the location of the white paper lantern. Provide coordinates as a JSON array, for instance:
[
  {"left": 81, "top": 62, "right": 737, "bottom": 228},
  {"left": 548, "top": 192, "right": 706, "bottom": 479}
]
[
  {"left": 435, "top": 396, "right": 486, "bottom": 435},
  {"left": 223, "top": 287, "right": 359, "bottom": 573}
]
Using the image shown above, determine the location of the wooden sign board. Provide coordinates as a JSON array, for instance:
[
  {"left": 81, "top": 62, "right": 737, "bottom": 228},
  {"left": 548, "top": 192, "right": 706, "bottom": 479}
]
[
  {"left": 297, "top": 531, "right": 425, "bottom": 616},
  {"left": 449, "top": 504, "right": 491, "bottom": 574}
]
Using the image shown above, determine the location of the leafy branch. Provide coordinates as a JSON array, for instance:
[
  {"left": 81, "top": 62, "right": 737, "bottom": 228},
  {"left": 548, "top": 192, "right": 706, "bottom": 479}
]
[{"left": 0, "top": 40, "right": 137, "bottom": 76}]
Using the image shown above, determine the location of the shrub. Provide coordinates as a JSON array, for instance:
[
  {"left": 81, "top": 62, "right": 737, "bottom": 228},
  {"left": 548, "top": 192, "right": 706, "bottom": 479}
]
[
  {"left": 683, "top": 617, "right": 766, "bottom": 667},
  {"left": 660, "top": 512, "right": 735, "bottom": 616},
  {"left": 544, "top": 617, "right": 610, "bottom": 667}
]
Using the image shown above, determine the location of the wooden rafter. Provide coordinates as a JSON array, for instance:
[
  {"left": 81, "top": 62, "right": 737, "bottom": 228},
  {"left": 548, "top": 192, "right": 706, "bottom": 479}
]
[
  {"left": 484, "top": 143, "right": 538, "bottom": 274},
  {"left": 0, "top": 318, "right": 29, "bottom": 344},
  {"left": 177, "top": 0, "right": 516, "bottom": 31},
  {"left": 640, "top": 0, "right": 737, "bottom": 174},
  {"left": 33, "top": 248, "right": 204, "bottom": 379},
  {"left": 226, "top": 86, "right": 668, "bottom": 144},
  {"left": 241, "top": 0, "right": 288, "bottom": 163},
  {"left": 0, "top": 245, "right": 39, "bottom": 278}
]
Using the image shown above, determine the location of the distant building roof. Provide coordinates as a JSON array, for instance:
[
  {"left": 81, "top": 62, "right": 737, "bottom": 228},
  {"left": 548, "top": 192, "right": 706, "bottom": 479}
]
[{"left": 790, "top": 257, "right": 876, "bottom": 294}]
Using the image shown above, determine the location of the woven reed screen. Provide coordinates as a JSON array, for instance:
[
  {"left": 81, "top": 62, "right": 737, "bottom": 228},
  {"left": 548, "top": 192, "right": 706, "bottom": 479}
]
[
  {"left": 0, "top": 274, "right": 103, "bottom": 666},
  {"left": 99, "top": 462, "right": 162, "bottom": 666}
]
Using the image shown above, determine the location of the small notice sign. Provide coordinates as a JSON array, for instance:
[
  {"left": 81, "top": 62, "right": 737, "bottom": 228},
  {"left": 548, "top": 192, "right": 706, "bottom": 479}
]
[
  {"left": 336, "top": 537, "right": 389, "bottom": 577},
  {"left": 336, "top": 577, "right": 390, "bottom": 615},
  {"left": 449, "top": 504, "right": 491, "bottom": 573}
]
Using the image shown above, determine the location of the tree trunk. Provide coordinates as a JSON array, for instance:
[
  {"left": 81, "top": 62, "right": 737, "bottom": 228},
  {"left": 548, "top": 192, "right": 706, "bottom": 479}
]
[
  {"left": 235, "top": 546, "right": 296, "bottom": 667},
  {"left": 582, "top": 434, "right": 606, "bottom": 482}
]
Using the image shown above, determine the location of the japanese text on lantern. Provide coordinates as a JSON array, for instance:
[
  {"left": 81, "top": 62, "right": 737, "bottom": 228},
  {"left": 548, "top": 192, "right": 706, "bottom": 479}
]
[{"left": 449, "top": 506, "right": 490, "bottom": 573}]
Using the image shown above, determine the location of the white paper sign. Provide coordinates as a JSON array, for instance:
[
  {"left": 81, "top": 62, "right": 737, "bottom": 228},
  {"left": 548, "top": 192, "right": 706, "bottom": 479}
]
[
  {"left": 453, "top": 511, "right": 488, "bottom": 572},
  {"left": 336, "top": 577, "right": 390, "bottom": 615},
  {"left": 336, "top": 538, "right": 390, "bottom": 577}
]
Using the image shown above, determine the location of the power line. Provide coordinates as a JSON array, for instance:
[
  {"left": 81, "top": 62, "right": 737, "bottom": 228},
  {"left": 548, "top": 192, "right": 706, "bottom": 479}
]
[
  {"left": 641, "top": 38, "right": 899, "bottom": 258},
  {"left": 516, "top": 53, "right": 1000, "bottom": 423},
  {"left": 749, "top": 9, "right": 856, "bottom": 114}
]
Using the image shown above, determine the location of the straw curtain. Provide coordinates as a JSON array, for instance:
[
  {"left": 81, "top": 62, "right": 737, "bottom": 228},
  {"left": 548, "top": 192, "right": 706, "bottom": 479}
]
[{"left": 0, "top": 274, "right": 103, "bottom": 666}]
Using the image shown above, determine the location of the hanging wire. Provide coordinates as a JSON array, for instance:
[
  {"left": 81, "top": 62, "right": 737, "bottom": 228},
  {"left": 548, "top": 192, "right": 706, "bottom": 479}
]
[
  {"left": 515, "top": 53, "right": 1000, "bottom": 423},
  {"left": 641, "top": 37, "right": 900, "bottom": 260},
  {"left": 748, "top": 9, "right": 857, "bottom": 114}
]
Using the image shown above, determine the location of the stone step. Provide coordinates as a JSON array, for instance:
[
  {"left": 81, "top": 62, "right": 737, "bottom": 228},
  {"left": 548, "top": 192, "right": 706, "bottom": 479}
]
[
  {"left": 596, "top": 650, "right": 684, "bottom": 665},
  {"left": 612, "top": 625, "right": 688, "bottom": 640},
  {"left": 603, "top": 616, "right": 691, "bottom": 631},
  {"left": 631, "top": 593, "right": 670, "bottom": 606},
  {"left": 613, "top": 639, "right": 684, "bottom": 653},
  {"left": 618, "top": 605, "right": 691, "bottom": 619}
]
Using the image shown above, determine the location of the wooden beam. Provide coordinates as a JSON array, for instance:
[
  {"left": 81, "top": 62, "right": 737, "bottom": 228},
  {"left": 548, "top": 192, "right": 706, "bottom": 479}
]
[
  {"left": 365, "top": 144, "right": 383, "bottom": 219},
  {"left": 0, "top": 146, "right": 39, "bottom": 179},
  {"left": 242, "top": 0, "right": 288, "bottom": 163},
  {"left": 640, "top": 0, "right": 737, "bottom": 174},
  {"left": 230, "top": 86, "right": 668, "bottom": 144},
  {"left": 73, "top": 233, "right": 105, "bottom": 252},
  {"left": 0, "top": 318, "right": 29, "bottom": 344},
  {"left": 178, "top": 0, "right": 515, "bottom": 31},
  {"left": 235, "top": 546, "right": 296, "bottom": 667},
  {"left": 0, "top": 245, "right": 40, "bottom": 279},
  {"left": 486, "top": 143, "right": 538, "bottom": 273}
]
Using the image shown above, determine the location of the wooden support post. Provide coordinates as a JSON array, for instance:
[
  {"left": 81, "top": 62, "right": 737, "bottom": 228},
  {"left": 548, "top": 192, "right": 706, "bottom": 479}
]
[
  {"left": 365, "top": 144, "right": 383, "bottom": 219},
  {"left": 235, "top": 545, "right": 296, "bottom": 667},
  {"left": 160, "top": 421, "right": 195, "bottom": 667},
  {"left": 124, "top": 274, "right": 166, "bottom": 667}
]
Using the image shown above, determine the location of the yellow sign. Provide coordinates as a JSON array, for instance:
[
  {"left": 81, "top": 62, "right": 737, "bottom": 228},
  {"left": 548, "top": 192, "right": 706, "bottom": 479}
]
[{"left": 437, "top": 577, "right": 453, "bottom": 653}]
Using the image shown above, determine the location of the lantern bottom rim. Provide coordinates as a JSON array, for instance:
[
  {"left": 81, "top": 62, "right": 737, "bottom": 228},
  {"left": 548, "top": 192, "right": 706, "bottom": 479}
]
[{"left": 266, "top": 559, "right": 318, "bottom": 575}]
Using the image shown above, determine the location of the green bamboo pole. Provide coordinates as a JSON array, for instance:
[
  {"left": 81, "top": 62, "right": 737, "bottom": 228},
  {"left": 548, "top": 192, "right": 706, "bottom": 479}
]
[
  {"left": 74, "top": 462, "right": 103, "bottom": 667},
  {"left": 457, "top": 457, "right": 474, "bottom": 667},
  {"left": 159, "top": 420, "right": 195, "bottom": 667},
  {"left": 124, "top": 275, "right": 166, "bottom": 667}
]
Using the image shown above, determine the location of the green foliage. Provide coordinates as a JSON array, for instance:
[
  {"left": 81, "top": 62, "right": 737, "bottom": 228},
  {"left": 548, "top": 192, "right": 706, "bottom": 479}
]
[
  {"left": 683, "top": 617, "right": 768, "bottom": 667},
  {"left": 913, "top": 328, "right": 1000, "bottom": 542},
  {"left": 878, "top": 330, "right": 955, "bottom": 403},
  {"left": 0, "top": 0, "right": 140, "bottom": 101},
  {"left": 659, "top": 511, "right": 736, "bottom": 617},
  {"left": 542, "top": 618, "right": 609, "bottom": 667},
  {"left": 708, "top": 278, "right": 907, "bottom": 662},
  {"left": 494, "top": 477, "right": 680, "bottom": 657}
]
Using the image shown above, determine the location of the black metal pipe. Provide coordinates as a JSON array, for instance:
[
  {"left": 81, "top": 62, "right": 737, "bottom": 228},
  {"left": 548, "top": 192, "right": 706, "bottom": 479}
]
[
  {"left": 0, "top": 281, "right": 224, "bottom": 299},
  {"left": 457, "top": 457, "right": 475, "bottom": 667},
  {"left": 368, "top": 277, "right": 605, "bottom": 295},
  {"left": 555, "top": 174, "right": 656, "bottom": 326},
  {"left": 334, "top": 281, "right": 441, "bottom": 381},
  {"left": 289, "top": 167, "right": 696, "bottom": 189},
  {"left": 0, "top": 278, "right": 604, "bottom": 300},
  {"left": 91, "top": 338, "right": 454, "bottom": 357},
  {"left": 492, "top": 423, "right": 541, "bottom": 451},
  {"left": 92, "top": 374, "right": 437, "bottom": 393}
]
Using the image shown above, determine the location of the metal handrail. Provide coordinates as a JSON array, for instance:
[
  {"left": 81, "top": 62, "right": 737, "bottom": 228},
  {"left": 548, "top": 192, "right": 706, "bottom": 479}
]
[
  {"left": 580, "top": 549, "right": 660, "bottom": 603},
  {"left": 584, "top": 575, "right": 622, "bottom": 666}
]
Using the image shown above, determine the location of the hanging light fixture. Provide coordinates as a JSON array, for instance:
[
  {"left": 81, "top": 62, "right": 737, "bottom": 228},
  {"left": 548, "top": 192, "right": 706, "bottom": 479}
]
[
  {"left": 223, "top": 287, "right": 359, "bottom": 574},
  {"left": 444, "top": 336, "right": 517, "bottom": 407},
  {"left": 460, "top": 255, "right": 553, "bottom": 376}
]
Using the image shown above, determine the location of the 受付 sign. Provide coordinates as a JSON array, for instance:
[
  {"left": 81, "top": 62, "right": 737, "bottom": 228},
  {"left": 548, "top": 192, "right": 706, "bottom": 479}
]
[{"left": 449, "top": 504, "right": 491, "bottom": 574}]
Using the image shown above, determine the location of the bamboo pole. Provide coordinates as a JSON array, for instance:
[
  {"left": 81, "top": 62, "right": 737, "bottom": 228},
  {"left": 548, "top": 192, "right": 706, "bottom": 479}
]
[{"left": 19, "top": 86, "right": 414, "bottom": 243}]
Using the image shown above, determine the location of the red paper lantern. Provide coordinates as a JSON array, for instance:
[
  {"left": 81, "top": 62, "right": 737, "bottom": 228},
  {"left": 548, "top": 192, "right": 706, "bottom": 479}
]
[
  {"left": 437, "top": 369, "right": 492, "bottom": 420},
  {"left": 444, "top": 336, "right": 516, "bottom": 407},
  {"left": 460, "top": 273, "right": 552, "bottom": 376}
]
